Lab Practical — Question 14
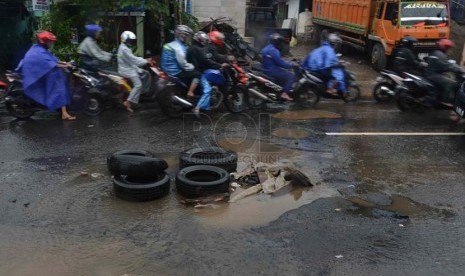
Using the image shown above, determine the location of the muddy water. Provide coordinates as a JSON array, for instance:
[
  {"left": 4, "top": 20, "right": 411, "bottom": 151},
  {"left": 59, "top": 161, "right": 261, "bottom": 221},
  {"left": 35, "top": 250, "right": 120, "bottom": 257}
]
[
  {"left": 272, "top": 110, "right": 342, "bottom": 120},
  {"left": 272, "top": 128, "right": 310, "bottom": 139}
]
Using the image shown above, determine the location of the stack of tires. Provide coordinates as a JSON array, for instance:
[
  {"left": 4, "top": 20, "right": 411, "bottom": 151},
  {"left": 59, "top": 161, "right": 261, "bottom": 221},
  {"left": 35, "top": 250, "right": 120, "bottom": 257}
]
[
  {"left": 107, "top": 150, "right": 170, "bottom": 202},
  {"left": 176, "top": 147, "right": 237, "bottom": 198}
]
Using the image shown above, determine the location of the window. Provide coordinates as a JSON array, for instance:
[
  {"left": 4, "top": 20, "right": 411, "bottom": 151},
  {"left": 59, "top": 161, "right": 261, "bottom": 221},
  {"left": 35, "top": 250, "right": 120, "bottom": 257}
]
[
  {"left": 376, "top": 2, "right": 385, "bottom": 19},
  {"left": 384, "top": 3, "right": 398, "bottom": 21}
]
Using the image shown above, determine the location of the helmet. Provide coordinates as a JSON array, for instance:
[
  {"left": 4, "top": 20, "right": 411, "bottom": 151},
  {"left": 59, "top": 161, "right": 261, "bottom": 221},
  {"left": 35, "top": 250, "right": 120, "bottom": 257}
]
[
  {"left": 437, "top": 39, "right": 455, "bottom": 51},
  {"left": 85, "top": 24, "right": 102, "bottom": 38},
  {"left": 193, "top": 31, "right": 209, "bottom": 46},
  {"left": 269, "top": 33, "right": 286, "bottom": 50},
  {"left": 327, "top": 33, "right": 342, "bottom": 46},
  {"left": 400, "top": 36, "right": 417, "bottom": 48},
  {"left": 174, "top": 25, "right": 194, "bottom": 43},
  {"left": 121, "top": 31, "right": 136, "bottom": 46},
  {"left": 209, "top": 31, "right": 225, "bottom": 46},
  {"left": 36, "top": 31, "right": 57, "bottom": 48}
]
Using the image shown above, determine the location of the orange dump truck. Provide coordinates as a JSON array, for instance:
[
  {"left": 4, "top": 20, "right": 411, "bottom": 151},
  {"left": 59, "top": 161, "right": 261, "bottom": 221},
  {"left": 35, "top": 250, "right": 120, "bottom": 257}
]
[{"left": 312, "top": 0, "right": 451, "bottom": 70}]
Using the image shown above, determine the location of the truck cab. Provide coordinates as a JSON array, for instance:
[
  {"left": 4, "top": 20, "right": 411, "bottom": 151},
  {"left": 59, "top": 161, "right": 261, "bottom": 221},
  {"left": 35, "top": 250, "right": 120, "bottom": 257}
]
[{"left": 370, "top": 0, "right": 450, "bottom": 70}]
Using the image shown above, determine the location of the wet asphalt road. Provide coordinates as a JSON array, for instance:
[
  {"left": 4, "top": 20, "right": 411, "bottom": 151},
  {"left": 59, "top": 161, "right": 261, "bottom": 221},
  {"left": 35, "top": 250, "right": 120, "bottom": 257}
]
[{"left": 1, "top": 96, "right": 465, "bottom": 275}]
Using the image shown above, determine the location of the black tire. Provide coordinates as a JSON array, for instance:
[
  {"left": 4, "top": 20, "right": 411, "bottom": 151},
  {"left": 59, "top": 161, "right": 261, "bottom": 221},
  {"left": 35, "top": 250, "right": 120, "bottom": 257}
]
[
  {"left": 83, "top": 91, "right": 104, "bottom": 116},
  {"left": 113, "top": 174, "right": 171, "bottom": 202},
  {"left": 371, "top": 43, "right": 387, "bottom": 71},
  {"left": 107, "top": 150, "right": 168, "bottom": 180},
  {"left": 396, "top": 92, "right": 412, "bottom": 112},
  {"left": 179, "top": 147, "right": 238, "bottom": 173},
  {"left": 5, "top": 99, "right": 34, "bottom": 119},
  {"left": 295, "top": 84, "right": 320, "bottom": 108},
  {"left": 373, "top": 82, "right": 393, "bottom": 103},
  {"left": 176, "top": 165, "right": 230, "bottom": 198},
  {"left": 157, "top": 85, "right": 184, "bottom": 118},
  {"left": 225, "top": 85, "right": 247, "bottom": 113},
  {"left": 342, "top": 85, "right": 361, "bottom": 103}
]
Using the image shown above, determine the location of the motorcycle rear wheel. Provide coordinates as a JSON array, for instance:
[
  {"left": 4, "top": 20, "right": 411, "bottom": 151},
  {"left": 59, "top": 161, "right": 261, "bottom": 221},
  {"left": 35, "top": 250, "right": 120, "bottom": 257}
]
[
  {"left": 295, "top": 85, "right": 320, "bottom": 108},
  {"left": 157, "top": 86, "right": 184, "bottom": 118},
  {"left": 342, "top": 85, "right": 361, "bottom": 103},
  {"left": 225, "top": 86, "right": 247, "bottom": 113},
  {"left": 83, "top": 92, "right": 104, "bottom": 116}
]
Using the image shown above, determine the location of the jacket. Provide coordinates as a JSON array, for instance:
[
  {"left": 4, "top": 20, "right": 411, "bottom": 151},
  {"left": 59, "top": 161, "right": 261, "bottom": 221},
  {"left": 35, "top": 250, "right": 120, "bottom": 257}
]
[
  {"left": 187, "top": 41, "right": 221, "bottom": 72},
  {"left": 78, "top": 37, "right": 112, "bottom": 63},
  {"left": 160, "top": 39, "right": 194, "bottom": 76},
  {"left": 393, "top": 47, "right": 421, "bottom": 73},
  {"left": 425, "top": 50, "right": 462, "bottom": 76},
  {"left": 207, "top": 44, "right": 228, "bottom": 64},
  {"left": 302, "top": 42, "right": 338, "bottom": 72},
  {"left": 117, "top": 43, "right": 148, "bottom": 78},
  {"left": 261, "top": 43, "right": 293, "bottom": 75}
]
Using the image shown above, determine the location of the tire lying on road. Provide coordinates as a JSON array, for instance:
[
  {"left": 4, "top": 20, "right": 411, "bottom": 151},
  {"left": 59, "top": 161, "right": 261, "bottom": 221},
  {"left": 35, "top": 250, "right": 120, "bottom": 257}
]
[
  {"left": 107, "top": 150, "right": 168, "bottom": 181},
  {"left": 179, "top": 147, "right": 238, "bottom": 173},
  {"left": 176, "top": 165, "right": 230, "bottom": 198},
  {"left": 113, "top": 174, "right": 171, "bottom": 202}
]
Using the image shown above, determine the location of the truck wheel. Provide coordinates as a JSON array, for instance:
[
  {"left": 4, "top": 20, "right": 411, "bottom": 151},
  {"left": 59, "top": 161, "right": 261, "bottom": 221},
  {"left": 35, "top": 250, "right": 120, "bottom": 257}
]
[{"left": 371, "top": 43, "right": 387, "bottom": 71}]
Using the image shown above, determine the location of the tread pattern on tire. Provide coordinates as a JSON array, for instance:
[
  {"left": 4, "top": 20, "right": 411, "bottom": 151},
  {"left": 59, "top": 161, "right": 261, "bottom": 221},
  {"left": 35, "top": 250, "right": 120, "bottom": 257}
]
[
  {"left": 107, "top": 150, "right": 168, "bottom": 181},
  {"left": 179, "top": 147, "right": 238, "bottom": 173},
  {"left": 113, "top": 174, "right": 171, "bottom": 202},
  {"left": 176, "top": 165, "right": 230, "bottom": 198}
]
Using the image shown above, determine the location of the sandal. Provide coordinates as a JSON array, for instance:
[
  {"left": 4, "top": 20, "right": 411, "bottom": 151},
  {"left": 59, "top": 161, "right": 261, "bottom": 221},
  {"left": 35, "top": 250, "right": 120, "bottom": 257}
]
[{"left": 62, "top": 115, "right": 76, "bottom": 121}]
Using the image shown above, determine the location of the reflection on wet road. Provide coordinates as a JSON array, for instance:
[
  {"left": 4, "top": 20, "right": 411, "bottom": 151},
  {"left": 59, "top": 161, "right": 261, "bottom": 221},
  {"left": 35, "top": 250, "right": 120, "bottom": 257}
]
[{"left": 1, "top": 101, "right": 465, "bottom": 275}]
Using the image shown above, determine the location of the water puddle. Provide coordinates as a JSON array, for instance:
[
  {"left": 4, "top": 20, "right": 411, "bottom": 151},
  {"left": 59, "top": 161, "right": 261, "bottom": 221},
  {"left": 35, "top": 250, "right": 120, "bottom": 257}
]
[
  {"left": 272, "top": 128, "right": 310, "bottom": 139},
  {"left": 348, "top": 194, "right": 454, "bottom": 218},
  {"left": 272, "top": 110, "right": 342, "bottom": 120}
]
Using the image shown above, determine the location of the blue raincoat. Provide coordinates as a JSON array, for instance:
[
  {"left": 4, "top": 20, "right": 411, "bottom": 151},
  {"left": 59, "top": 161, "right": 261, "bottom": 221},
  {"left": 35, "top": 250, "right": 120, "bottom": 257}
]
[
  {"left": 261, "top": 43, "right": 295, "bottom": 92},
  {"left": 21, "top": 44, "right": 71, "bottom": 111},
  {"left": 302, "top": 42, "right": 346, "bottom": 93}
]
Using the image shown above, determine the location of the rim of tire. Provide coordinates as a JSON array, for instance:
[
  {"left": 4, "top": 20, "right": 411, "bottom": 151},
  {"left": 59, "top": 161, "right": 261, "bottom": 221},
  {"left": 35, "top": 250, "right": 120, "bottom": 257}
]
[
  {"left": 296, "top": 85, "right": 320, "bottom": 108},
  {"left": 84, "top": 94, "right": 104, "bottom": 116},
  {"left": 225, "top": 86, "right": 247, "bottom": 113},
  {"left": 176, "top": 165, "right": 230, "bottom": 187},
  {"left": 343, "top": 85, "right": 360, "bottom": 103},
  {"left": 373, "top": 82, "right": 393, "bottom": 103}
]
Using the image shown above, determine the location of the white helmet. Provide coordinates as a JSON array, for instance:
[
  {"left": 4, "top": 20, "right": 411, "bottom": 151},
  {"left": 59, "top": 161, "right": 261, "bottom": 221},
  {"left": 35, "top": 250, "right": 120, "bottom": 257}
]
[
  {"left": 327, "top": 33, "right": 342, "bottom": 46},
  {"left": 121, "top": 31, "right": 136, "bottom": 45},
  {"left": 193, "top": 31, "right": 209, "bottom": 46},
  {"left": 174, "top": 25, "right": 194, "bottom": 43}
]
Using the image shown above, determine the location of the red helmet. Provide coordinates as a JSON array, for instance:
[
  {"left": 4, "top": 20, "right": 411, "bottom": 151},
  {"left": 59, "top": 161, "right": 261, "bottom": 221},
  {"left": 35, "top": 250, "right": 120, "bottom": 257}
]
[
  {"left": 36, "top": 31, "right": 57, "bottom": 46},
  {"left": 209, "top": 31, "right": 225, "bottom": 46},
  {"left": 437, "top": 39, "right": 454, "bottom": 51}
]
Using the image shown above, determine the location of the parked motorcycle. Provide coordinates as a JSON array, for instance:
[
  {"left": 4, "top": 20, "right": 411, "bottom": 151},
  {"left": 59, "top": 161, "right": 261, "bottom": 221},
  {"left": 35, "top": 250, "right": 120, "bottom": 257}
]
[
  {"left": 201, "top": 17, "right": 261, "bottom": 63},
  {"left": 157, "top": 62, "right": 249, "bottom": 118},
  {"left": 3, "top": 63, "right": 104, "bottom": 119},
  {"left": 372, "top": 69, "right": 405, "bottom": 102},
  {"left": 246, "top": 64, "right": 321, "bottom": 109}
]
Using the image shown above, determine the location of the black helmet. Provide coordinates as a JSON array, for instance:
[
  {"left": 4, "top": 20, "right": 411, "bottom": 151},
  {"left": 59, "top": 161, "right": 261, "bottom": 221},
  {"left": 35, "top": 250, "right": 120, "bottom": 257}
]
[
  {"left": 269, "top": 33, "right": 286, "bottom": 50},
  {"left": 400, "top": 36, "right": 417, "bottom": 48}
]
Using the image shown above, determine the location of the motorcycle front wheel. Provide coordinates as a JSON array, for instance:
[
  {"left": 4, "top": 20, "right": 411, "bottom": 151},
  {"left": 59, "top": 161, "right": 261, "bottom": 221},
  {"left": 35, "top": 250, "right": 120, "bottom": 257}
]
[
  {"left": 295, "top": 84, "right": 320, "bottom": 108},
  {"left": 373, "top": 82, "right": 393, "bottom": 103},
  {"left": 5, "top": 97, "right": 34, "bottom": 119},
  {"left": 83, "top": 91, "right": 104, "bottom": 116}
]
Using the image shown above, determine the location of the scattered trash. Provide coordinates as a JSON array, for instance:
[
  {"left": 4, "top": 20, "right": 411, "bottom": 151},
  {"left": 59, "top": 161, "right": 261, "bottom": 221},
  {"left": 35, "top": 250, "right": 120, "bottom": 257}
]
[
  {"left": 9, "top": 199, "right": 17, "bottom": 203},
  {"left": 335, "top": 208, "right": 342, "bottom": 212},
  {"left": 231, "top": 182, "right": 241, "bottom": 188},
  {"left": 179, "top": 193, "right": 229, "bottom": 205},
  {"left": 80, "top": 171, "right": 89, "bottom": 177},
  {"left": 262, "top": 169, "right": 287, "bottom": 194},
  {"left": 91, "top": 173, "right": 104, "bottom": 179},
  {"left": 229, "top": 184, "right": 263, "bottom": 203},
  {"left": 194, "top": 203, "right": 220, "bottom": 209},
  {"left": 88, "top": 125, "right": 94, "bottom": 128},
  {"left": 399, "top": 224, "right": 405, "bottom": 227},
  {"left": 335, "top": 255, "right": 344, "bottom": 259},
  {"left": 23, "top": 202, "right": 30, "bottom": 208}
]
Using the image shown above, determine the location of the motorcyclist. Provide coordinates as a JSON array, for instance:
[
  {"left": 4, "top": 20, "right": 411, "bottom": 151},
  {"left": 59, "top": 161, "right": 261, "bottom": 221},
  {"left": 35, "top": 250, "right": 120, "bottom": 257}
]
[
  {"left": 302, "top": 33, "right": 345, "bottom": 96},
  {"left": 393, "top": 36, "right": 425, "bottom": 75},
  {"left": 208, "top": 31, "right": 229, "bottom": 64},
  {"left": 261, "top": 33, "right": 296, "bottom": 101},
  {"left": 117, "top": 31, "right": 153, "bottom": 113},
  {"left": 21, "top": 31, "right": 75, "bottom": 120},
  {"left": 424, "top": 39, "right": 464, "bottom": 107},
  {"left": 161, "top": 25, "right": 200, "bottom": 99},
  {"left": 78, "top": 24, "right": 112, "bottom": 71},
  {"left": 187, "top": 31, "right": 228, "bottom": 115}
]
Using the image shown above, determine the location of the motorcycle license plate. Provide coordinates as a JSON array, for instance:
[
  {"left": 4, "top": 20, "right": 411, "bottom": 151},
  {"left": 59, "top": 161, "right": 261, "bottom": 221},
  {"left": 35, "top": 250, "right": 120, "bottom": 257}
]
[{"left": 455, "top": 105, "right": 465, "bottom": 118}]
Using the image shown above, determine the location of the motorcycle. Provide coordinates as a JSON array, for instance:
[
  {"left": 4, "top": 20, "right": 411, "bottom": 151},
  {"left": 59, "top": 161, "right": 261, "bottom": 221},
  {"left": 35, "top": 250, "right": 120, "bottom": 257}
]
[
  {"left": 396, "top": 71, "right": 465, "bottom": 113},
  {"left": 372, "top": 69, "right": 405, "bottom": 102},
  {"left": 454, "top": 81, "right": 465, "bottom": 119},
  {"left": 156, "top": 62, "right": 249, "bottom": 118},
  {"left": 246, "top": 64, "right": 321, "bottom": 109},
  {"left": 0, "top": 80, "right": 6, "bottom": 104},
  {"left": 302, "top": 59, "right": 361, "bottom": 103},
  {"left": 3, "top": 62, "right": 104, "bottom": 119},
  {"left": 201, "top": 17, "right": 261, "bottom": 63}
]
